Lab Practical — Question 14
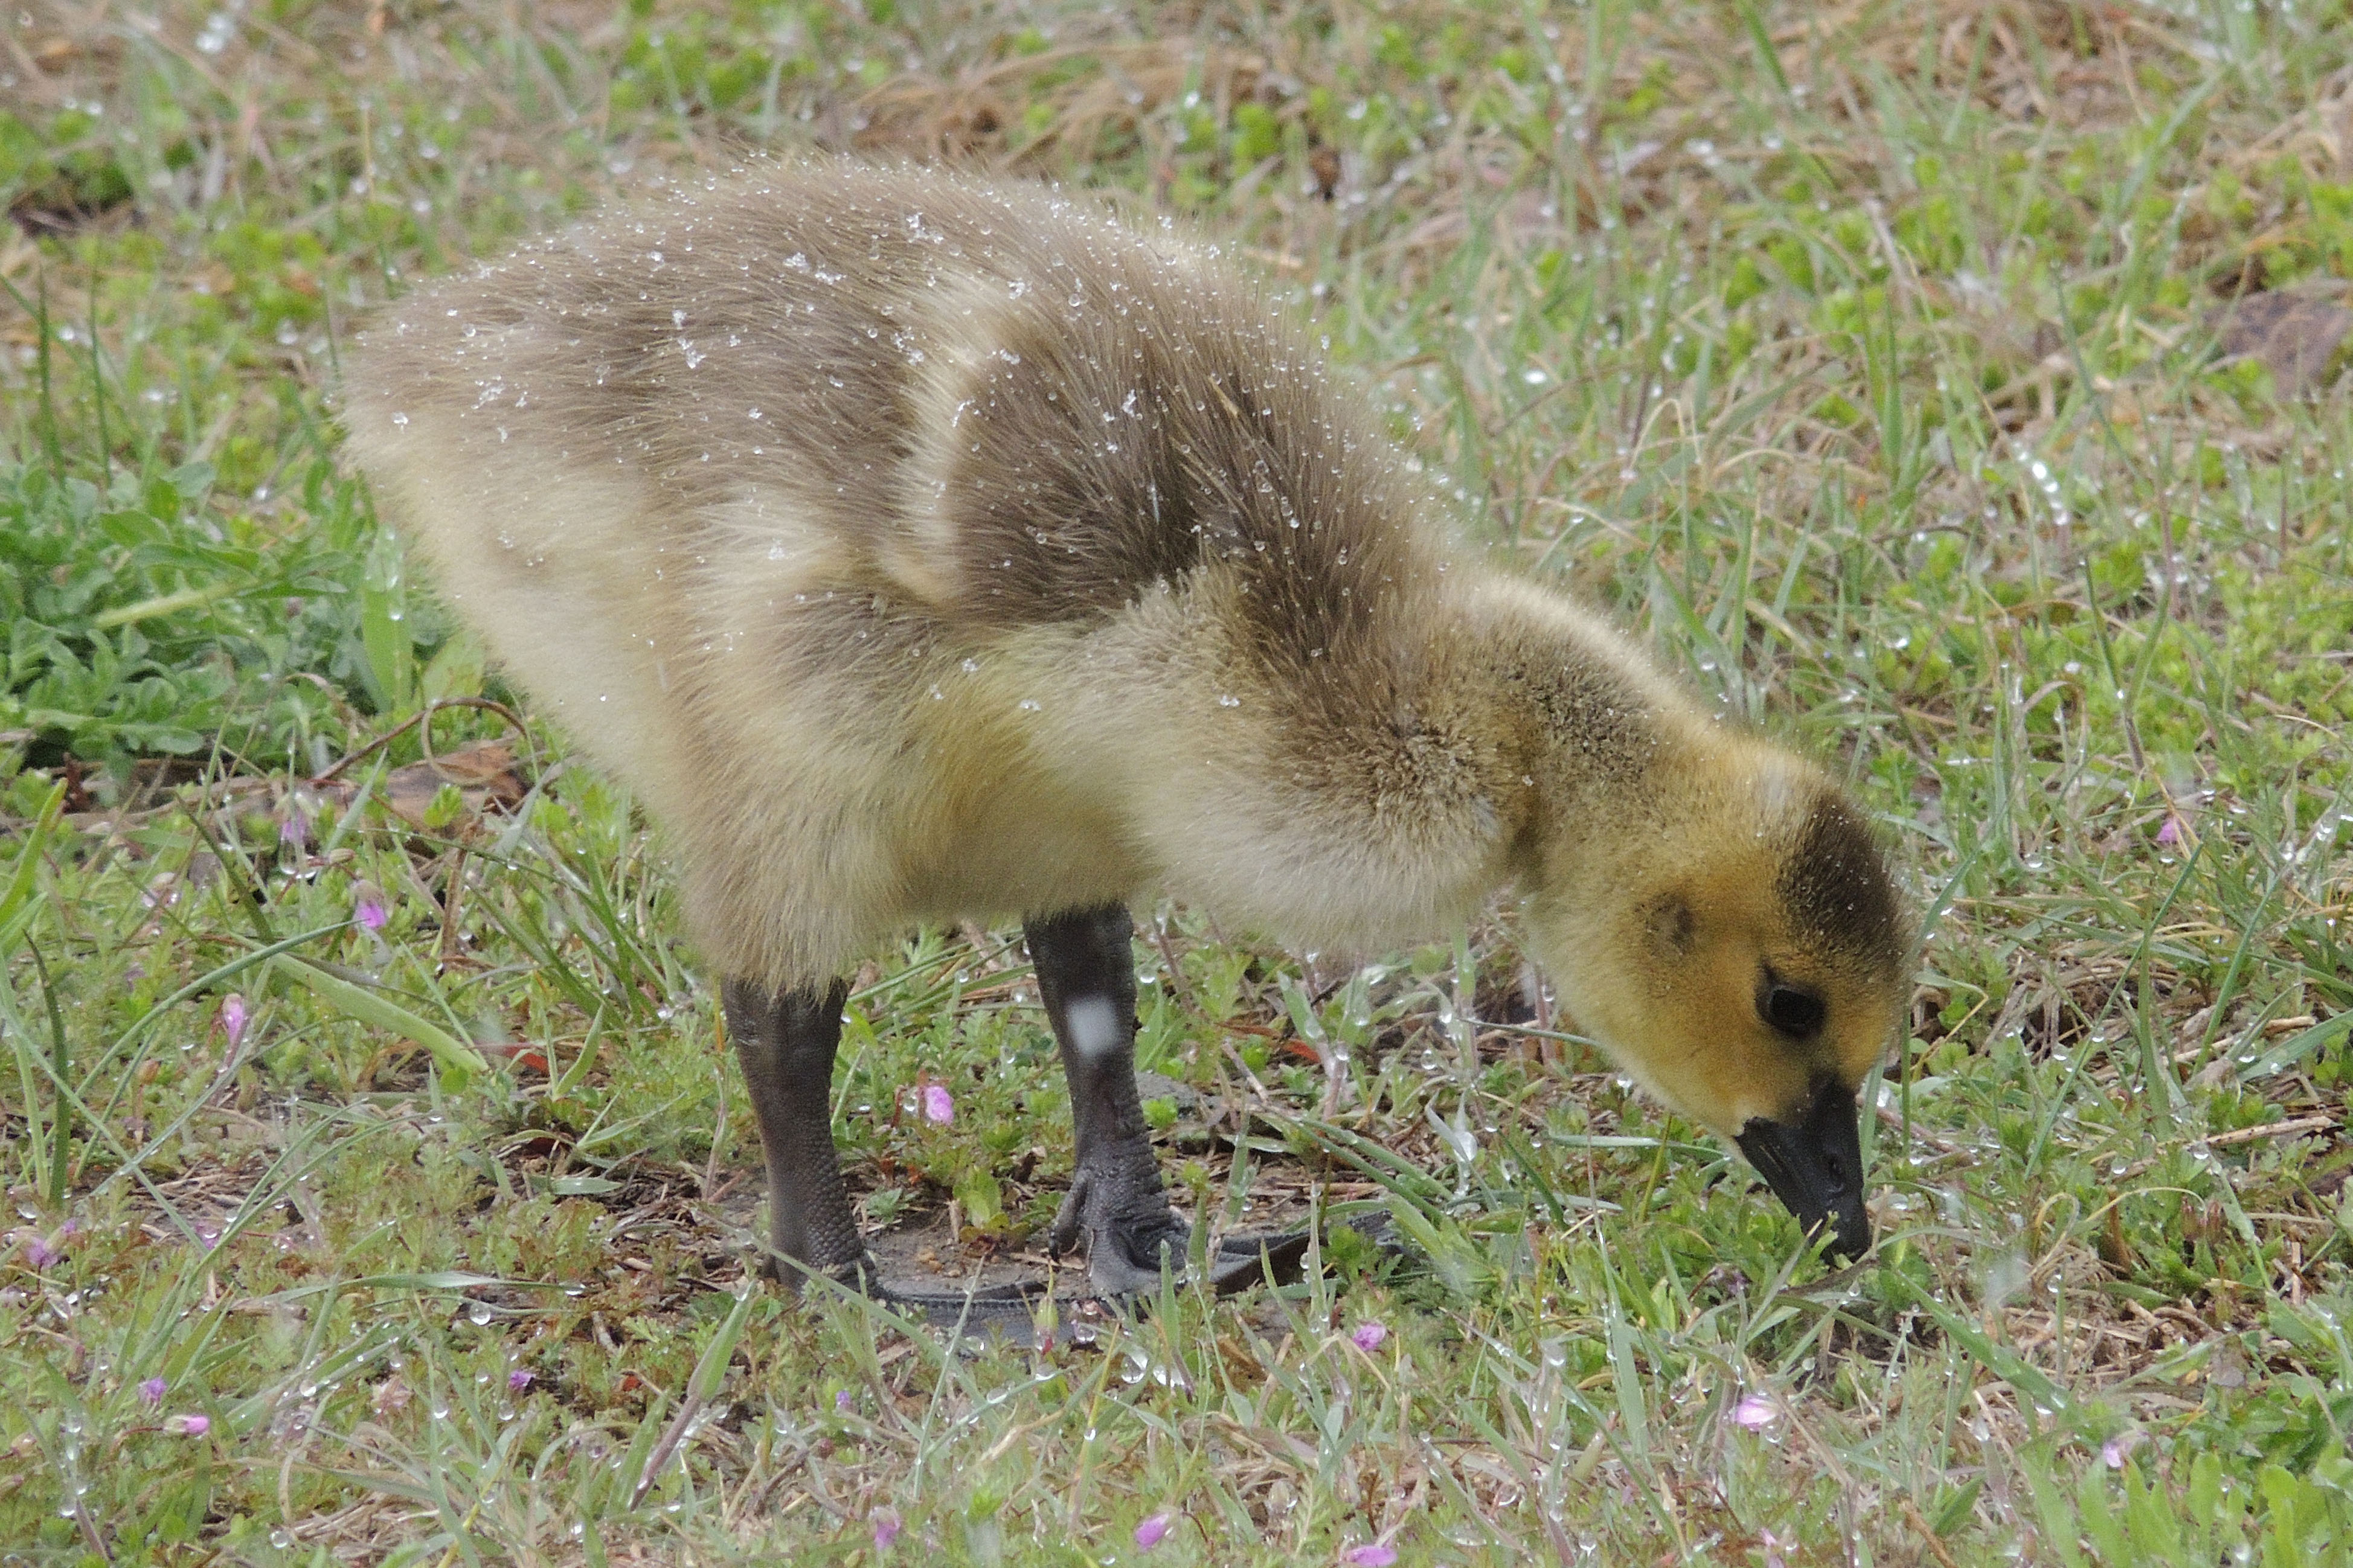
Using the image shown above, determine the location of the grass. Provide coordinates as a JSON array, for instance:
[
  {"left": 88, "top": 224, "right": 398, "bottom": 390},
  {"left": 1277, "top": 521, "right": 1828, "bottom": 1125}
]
[{"left": 4, "top": 0, "right": 2353, "bottom": 1560}]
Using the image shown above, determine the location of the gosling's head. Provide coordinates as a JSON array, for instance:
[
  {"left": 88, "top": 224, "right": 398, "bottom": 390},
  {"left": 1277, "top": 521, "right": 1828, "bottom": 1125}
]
[{"left": 1529, "top": 747, "right": 1912, "bottom": 1259}]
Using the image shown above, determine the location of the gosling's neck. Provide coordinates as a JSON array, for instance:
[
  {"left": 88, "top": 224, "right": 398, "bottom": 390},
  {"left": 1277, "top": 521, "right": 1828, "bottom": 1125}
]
[{"left": 1447, "top": 573, "right": 1716, "bottom": 883}]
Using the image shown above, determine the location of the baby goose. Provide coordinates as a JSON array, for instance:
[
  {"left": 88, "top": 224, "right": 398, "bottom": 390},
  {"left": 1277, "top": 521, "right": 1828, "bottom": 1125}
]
[{"left": 342, "top": 162, "right": 1911, "bottom": 1294}]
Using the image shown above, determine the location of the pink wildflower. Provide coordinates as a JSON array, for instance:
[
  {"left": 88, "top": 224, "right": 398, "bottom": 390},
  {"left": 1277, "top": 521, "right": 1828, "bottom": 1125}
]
[
  {"left": 164, "top": 1413, "right": 210, "bottom": 1436},
  {"left": 220, "top": 993, "right": 249, "bottom": 1051},
  {"left": 508, "top": 1369, "right": 533, "bottom": 1392},
  {"left": 836, "top": 1389, "right": 853, "bottom": 1412},
  {"left": 353, "top": 882, "right": 388, "bottom": 931},
  {"left": 24, "top": 1235, "right": 59, "bottom": 1270},
  {"left": 921, "top": 1083, "right": 954, "bottom": 1125},
  {"left": 138, "top": 1377, "right": 166, "bottom": 1407},
  {"left": 1350, "top": 1322, "right": 1388, "bottom": 1352},
  {"left": 280, "top": 807, "right": 310, "bottom": 850},
  {"left": 872, "top": 1509, "right": 902, "bottom": 1549},
  {"left": 2156, "top": 816, "right": 2181, "bottom": 848},
  {"left": 1731, "top": 1394, "right": 1778, "bottom": 1430},
  {"left": 1343, "top": 1547, "right": 1398, "bottom": 1567},
  {"left": 1135, "top": 1512, "right": 1172, "bottom": 1550}
]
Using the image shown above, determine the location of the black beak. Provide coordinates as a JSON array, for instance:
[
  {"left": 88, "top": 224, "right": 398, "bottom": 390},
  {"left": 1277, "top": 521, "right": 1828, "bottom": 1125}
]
[{"left": 1736, "top": 1080, "right": 1870, "bottom": 1262}]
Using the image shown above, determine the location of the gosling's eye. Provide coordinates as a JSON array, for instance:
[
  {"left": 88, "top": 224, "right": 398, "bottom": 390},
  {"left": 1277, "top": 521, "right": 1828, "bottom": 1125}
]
[{"left": 1759, "top": 973, "right": 1827, "bottom": 1040}]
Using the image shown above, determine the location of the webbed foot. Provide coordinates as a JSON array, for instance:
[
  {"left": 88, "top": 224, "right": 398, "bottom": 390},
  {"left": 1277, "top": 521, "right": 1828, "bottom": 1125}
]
[
  {"left": 1049, "top": 1161, "right": 1193, "bottom": 1297},
  {"left": 1204, "top": 1229, "right": 1317, "bottom": 1294}
]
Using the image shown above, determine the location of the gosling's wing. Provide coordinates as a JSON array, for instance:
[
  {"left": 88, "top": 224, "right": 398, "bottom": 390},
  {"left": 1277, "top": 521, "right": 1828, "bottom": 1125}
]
[{"left": 882, "top": 217, "right": 1440, "bottom": 706}]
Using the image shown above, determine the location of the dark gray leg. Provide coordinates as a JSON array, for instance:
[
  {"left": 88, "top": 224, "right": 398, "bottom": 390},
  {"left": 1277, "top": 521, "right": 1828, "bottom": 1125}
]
[
  {"left": 1026, "top": 904, "right": 1189, "bottom": 1296},
  {"left": 722, "top": 976, "right": 869, "bottom": 1287}
]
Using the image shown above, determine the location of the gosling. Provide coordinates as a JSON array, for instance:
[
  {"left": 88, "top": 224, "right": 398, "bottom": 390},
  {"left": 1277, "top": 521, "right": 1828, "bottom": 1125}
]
[{"left": 341, "top": 162, "right": 1911, "bottom": 1296}]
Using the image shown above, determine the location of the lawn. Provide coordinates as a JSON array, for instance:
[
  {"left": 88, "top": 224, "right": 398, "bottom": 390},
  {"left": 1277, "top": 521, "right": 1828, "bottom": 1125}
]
[{"left": 4, "top": 0, "right": 2353, "bottom": 1561}]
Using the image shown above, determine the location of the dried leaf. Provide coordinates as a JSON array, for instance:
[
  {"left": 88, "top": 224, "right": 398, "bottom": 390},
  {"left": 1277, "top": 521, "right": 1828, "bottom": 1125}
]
[
  {"left": 382, "top": 738, "right": 528, "bottom": 834},
  {"left": 2214, "top": 289, "right": 2353, "bottom": 396}
]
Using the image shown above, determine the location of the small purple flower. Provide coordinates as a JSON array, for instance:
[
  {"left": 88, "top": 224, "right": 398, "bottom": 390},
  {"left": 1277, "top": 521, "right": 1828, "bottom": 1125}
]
[
  {"left": 280, "top": 806, "right": 310, "bottom": 850},
  {"left": 836, "top": 1389, "right": 853, "bottom": 1412},
  {"left": 353, "top": 882, "right": 388, "bottom": 932},
  {"left": 164, "top": 1413, "right": 210, "bottom": 1436},
  {"left": 24, "top": 1236, "right": 59, "bottom": 1270},
  {"left": 2156, "top": 815, "right": 2181, "bottom": 848},
  {"left": 220, "top": 993, "right": 249, "bottom": 1051},
  {"left": 1731, "top": 1394, "right": 1777, "bottom": 1430},
  {"left": 509, "top": 1369, "right": 533, "bottom": 1392},
  {"left": 1135, "top": 1512, "right": 1172, "bottom": 1550},
  {"left": 138, "top": 1377, "right": 167, "bottom": 1408},
  {"left": 920, "top": 1084, "right": 954, "bottom": 1125},
  {"left": 1342, "top": 1546, "right": 1398, "bottom": 1567},
  {"left": 1350, "top": 1322, "right": 1388, "bottom": 1352},
  {"left": 2101, "top": 1438, "right": 2125, "bottom": 1467},
  {"left": 872, "top": 1509, "right": 902, "bottom": 1549}
]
